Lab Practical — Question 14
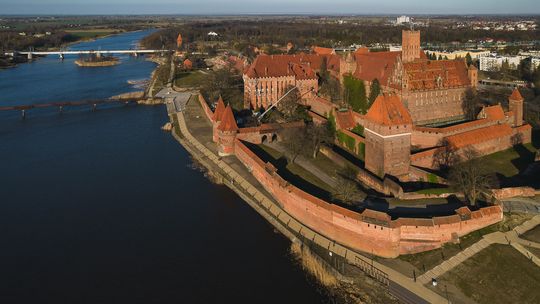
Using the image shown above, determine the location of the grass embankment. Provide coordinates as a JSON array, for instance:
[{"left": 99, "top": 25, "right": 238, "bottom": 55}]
[
  {"left": 290, "top": 242, "right": 338, "bottom": 287},
  {"left": 255, "top": 144, "right": 334, "bottom": 197},
  {"left": 522, "top": 224, "right": 540, "bottom": 243},
  {"left": 435, "top": 244, "right": 540, "bottom": 304},
  {"left": 174, "top": 71, "right": 207, "bottom": 88},
  {"left": 398, "top": 213, "right": 534, "bottom": 273},
  {"left": 479, "top": 143, "right": 537, "bottom": 178}
]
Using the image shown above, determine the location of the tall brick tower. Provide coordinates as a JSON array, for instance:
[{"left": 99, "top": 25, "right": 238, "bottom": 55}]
[
  {"left": 401, "top": 30, "right": 421, "bottom": 63},
  {"left": 468, "top": 64, "right": 478, "bottom": 88},
  {"left": 508, "top": 88, "right": 524, "bottom": 127},
  {"left": 364, "top": 94, "right": 413, "bottom": 178},
  {"left": 212, "top": 96, "right": 226, "bottom": 143},
  {"left": 217, "top": 105, "right": 238, "bottom": 156}
]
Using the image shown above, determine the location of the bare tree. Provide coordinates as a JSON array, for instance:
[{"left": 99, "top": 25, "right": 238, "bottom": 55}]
[
  {"left": 462, "top": 88, "right": 480, "bottom": 120},
  {"left": 448, "top": 147, "right": 492, "bottom": 206},
  {"left": 277, "top": 85, "right": 300, "bottom": 121},
  {"left": 433, "top": 138, "right": 459, "bottom": 170},
  {"left": 304, "top": 123, "right": 333, "bottom": 159},
  {"left": 282, "top": 128, "right": 306, "bottom": 164},
  {"left": 331, "top": 176, "right": 363, "bottom": 206}
]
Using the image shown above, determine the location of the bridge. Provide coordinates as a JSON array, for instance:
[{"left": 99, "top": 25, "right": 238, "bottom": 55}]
[
  {"left": 4, "top": 49, "right": 172, "bottom": 60},
  {"left": 0, "top": 98, "right": 143, "bottom": 119}
]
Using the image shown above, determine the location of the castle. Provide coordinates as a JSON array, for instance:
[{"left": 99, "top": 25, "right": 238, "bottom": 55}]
[
  {"left": 195, "top": 30, "right": 535, "bottom": 257},
  {"left": 241, "top": 30, "right": 532, "bottom": 179}
]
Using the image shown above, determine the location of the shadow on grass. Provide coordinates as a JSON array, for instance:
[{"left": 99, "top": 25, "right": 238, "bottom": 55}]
[{"left": 244, "top": 142, "right": 333, "bottom": 202}]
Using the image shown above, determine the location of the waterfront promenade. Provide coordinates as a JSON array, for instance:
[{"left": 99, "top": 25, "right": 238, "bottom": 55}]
[{"left": 166, "top": 94, "right": 448, "bottom": 304}]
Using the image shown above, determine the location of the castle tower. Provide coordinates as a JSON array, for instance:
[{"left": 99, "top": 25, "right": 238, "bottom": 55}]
[
  {"left": 217, "top": 105, "right": 238, "bottom": 156},
  {"left": 212, "top": 96, "right": 226, "bottom": 143},
  {"left": 468, "top": 64, "right": 478, "bottom": 88},
  {"left": 508, "top": 88, "right": 524, "bottom": 127},
  {"left": 364, "top": 94, "right": 413, "bottom": 178},
  {"left": 401, "top": 30, "right": 421, "bottom": 63}
]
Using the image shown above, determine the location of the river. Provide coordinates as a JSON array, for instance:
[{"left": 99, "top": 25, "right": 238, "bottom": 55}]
[{"left": 0, "top": 30, "right": 331, "bottom": 303}]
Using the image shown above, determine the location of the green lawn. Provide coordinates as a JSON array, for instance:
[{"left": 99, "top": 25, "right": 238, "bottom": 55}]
[
  {"left": 415, "top": 188, "right": 453, "bottom": 195},
  {"left": 435, "top": 244, "right": 540, "bottom": 304},
  {"left": 480, "top": 143, "right": 537, "bottom": 177},
  {"left": 398, "top": 213, "right": 534, "bottom": 273},
  {"left": 174, "top": 71, "right": 207, "bottom": 88}
]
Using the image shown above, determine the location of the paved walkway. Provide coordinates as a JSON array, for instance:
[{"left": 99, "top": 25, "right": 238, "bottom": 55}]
[
  {"left": 168, "top": 99, "right": 448, "bottom": 304},
  {"left": 266, "top": 142, "right": 339, "bottom": 188},
  {"left": 418, "top": 215, "right": 540, "bottom": 284},
  {"left": 502, "top": 196, "right": 540, "bottom": 214}
]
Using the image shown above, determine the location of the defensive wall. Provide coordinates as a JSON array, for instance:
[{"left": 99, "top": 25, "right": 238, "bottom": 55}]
[{"left": 235, "top": 138, "right": 503, "bottom": 258}]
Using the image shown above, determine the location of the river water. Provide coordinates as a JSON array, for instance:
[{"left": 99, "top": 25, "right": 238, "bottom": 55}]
[{"left": 0, "top": 30, "right": 331, "bottom": 303}]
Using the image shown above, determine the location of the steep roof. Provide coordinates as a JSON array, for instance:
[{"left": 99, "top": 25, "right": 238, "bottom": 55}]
[
  {"left": 365, "top": 94, "right": 412, "bottom": 126},
  {"left": 217, "top": 105, "right": 238, "bottom": 132},
  {"left": 403, "top": 60, "right": 470, "bottom": 91},
  {"left": 312, "top": 46, "right": 335, "bottom": 55},
  {"left": 335, "top": 110, "right": 355, "bottom": 130},
  {"left": 446, "top": 124, "right": 513, "bottom": 149},
  {"left": 213, "top": 96, "right": 226, "bottom": 122},
  {"left": 509, "top": 88, "right": 524, "bottom": 101},
  {"left": 244, "top": 54, "right": 340, "bottom": 79},
  {"left": 353, "top": 51, "right": 401, "bottom": 87},
  {"left": 483, "top": 104, "right": 506, "bottom": 121}
]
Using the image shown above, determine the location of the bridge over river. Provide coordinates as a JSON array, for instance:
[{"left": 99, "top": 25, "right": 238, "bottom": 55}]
[
  {"left": 0, "top": 98, "right": 143, "bottom": 119},
  {"left": 4, "top": 49, "right": 172, "bottom": 59}
]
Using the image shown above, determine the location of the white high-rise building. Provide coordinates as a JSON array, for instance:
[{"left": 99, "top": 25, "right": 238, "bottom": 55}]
[{"left": 396, "top": 16, "right": 411, "bottom": 25}]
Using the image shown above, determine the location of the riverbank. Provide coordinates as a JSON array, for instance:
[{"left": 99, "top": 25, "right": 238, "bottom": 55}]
[{"left": 165, "top": 94, "right": 448, "bottom": 303}]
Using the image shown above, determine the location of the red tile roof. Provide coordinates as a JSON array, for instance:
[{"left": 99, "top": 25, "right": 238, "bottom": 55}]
[
  {"left": 365, "top": 94, "right": 412, "bottom": 126},
  {"left": 353, "top": 51, "right": 401, "bottom": 87},
  {"left": 483, "top": 105, "right": 506, "bottom": 121},
  {"left": 244, "top": 54, "right": 340, "bottom": 79},
  {"left": 218, "top": 105, "right": 238, "bottom": 132},
  {"left": 312, "top": 46, "right": 335, "bottom": 55},
  {"left": 509, "top": 88, "right": 524, "bottom": 101},
  {"left": 335, "top": 110, "right": 355, "bottom": 130},
  {"left": 403, "top": 60, "right": 470, "bottom": 91},
  {"left": 446, "top": 124, "right": 513, "bottom": 149},
  {"left": 213, "top": 96, "right": 226, "bottom": 122}
]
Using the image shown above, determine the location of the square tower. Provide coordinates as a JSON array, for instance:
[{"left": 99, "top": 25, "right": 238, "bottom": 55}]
[
  {"left": 402, "top": 30, "right": 421, "bottom": 63},
  {"left": 508, "top": 88, "right": 524, "bottom": 127},
  {"left": 364, "top": 94, "right": 413, "bottom": 178}
]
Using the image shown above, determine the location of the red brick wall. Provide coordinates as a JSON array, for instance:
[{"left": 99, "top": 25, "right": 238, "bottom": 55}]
[
  {"left": 403, "top": 87, "right": 467, "bottom": 125},
  {"left": 234, "top": 139, "right": 503, "bottom": 258},
  {"left": 198, "top": 94, "right": 214, "bottom": 121}
]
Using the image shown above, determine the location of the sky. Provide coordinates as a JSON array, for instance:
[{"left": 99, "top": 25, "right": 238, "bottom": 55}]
[{"left": 1, "top": 0, "right": 539, "bottom": 15}]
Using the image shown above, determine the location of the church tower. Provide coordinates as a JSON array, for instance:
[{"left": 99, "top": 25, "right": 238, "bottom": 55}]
[{"left": 401, "top": 30, "right": 421, "bottom": 63}]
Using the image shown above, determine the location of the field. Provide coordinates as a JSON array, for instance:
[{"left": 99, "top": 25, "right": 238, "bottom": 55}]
[
  {"left": 434, "top": 244, "right": 540, "bottom": 304},
  {"left": 397, "top": 213, "right": 534, "bottom": 274},
  {"left": 479, "top": 143, "right": 537, "bottom": 178}
]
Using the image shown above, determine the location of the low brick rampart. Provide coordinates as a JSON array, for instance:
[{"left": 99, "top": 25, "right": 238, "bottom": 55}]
[
  {"left": 492, "top": 187, "right": 536, "bottom": 199},
  {"left": 235, "top": 139, "right": 503, "bottom": 258}
]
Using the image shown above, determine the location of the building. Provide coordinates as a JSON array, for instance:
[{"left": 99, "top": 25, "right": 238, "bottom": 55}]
[
  {"left": 479, "top": 55, "right": 522, "bottom": 71},
  {"left": 396, "top": 15, "right": 410, "bottom": 25},
  {"left": 364, "top": 94, "right": 412, "bottom": 177},
  {"left": 351, "top": 30, "right": 476, "bottom": 125},
  {"left": 242, "top": 53, "right": 340, "bottom": 109},
  {"left": 424, "top": 49, "right": 490, "bottom": 61}
]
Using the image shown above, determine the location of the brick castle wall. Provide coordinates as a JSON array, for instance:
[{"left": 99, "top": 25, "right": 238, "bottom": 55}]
[{"left": 235, "top": 139, "right": 503, "bottom": 258}]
